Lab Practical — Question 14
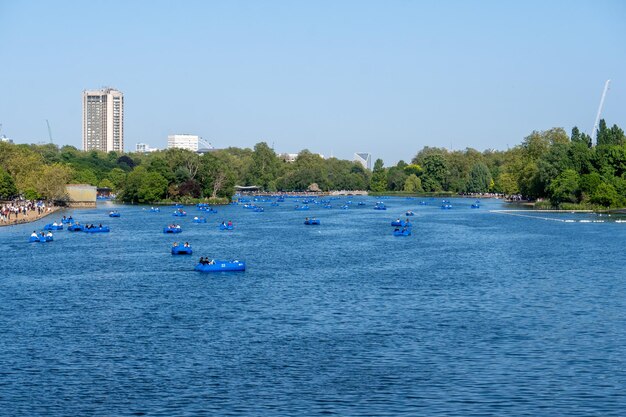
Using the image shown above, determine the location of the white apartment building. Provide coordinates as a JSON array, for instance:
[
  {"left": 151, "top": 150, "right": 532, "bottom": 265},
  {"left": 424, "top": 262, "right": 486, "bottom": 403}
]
[
  {"left": 167, "top": 134, "right": 199, "bottom": 152},
  {"left": 82, "top": 88, "right": 124, "bottom": 152},
  {"left": 354, "top": 152, "right": 372, "bottom": 170},
  {"left": 136, "top": 143, "right": 159, "bottom": 153}
]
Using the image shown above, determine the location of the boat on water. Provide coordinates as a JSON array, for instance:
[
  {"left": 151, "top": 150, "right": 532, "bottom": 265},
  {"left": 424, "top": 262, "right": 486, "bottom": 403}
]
[
  {"left": 391, "top": 219, "right": 411, "bottom": 227},
  {"left": 374, "top": 202, "right": 387, "bottom": 210},
  {"left": 304, "top": 218, "right": 320, "bottom": 225},
  {"left": 172, "top": 210, "right": 187, "bottom": 217},
  {"left": 67, "top": 224, "right": 84, "bottom": 232},
  {"left": 219, "top": 223, "right": 234, "bottom": 230},
  {"left": 109, "top": 211, "right": 121, "bottom": 217},
  {"left": 405, "top": 211, "right": 415, "bottom": 216},
  {"left": 150, "top": 207, "right": 160, "bottom": 213},
  {"left": 295, "top": 205, "right": 310, "bottom": 211},
  {"left": 29, "top": 234, "right": 53, "bottom": 242},
  {"left": 393, "top": 228, "right": 411, "bottom": 236},
  {"left": 61, "top": 216, "right": 75, "bottom": 224},
  {"left": 192, "top": 217, "right": 207, "bottom": 223},
  {"left": 43, "top": 223, "right": 63, "bottom": 231},
  {"left": 195, "top": 260, "right": 246, "bottom": 272},
  {"left": 164, "top": 226, "right": 182, "bottom": 233},
  {"left": 171, "top": 244, "right": 193, "bottom": 255},
  {"left": 84, "top": 225, "right": 110, "bottom": 233}
]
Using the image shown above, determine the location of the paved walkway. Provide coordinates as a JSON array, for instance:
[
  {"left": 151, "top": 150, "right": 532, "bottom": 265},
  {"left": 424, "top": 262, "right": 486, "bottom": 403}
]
[{"left": 0, "top": 206, "right": 61, "bottom": 228}]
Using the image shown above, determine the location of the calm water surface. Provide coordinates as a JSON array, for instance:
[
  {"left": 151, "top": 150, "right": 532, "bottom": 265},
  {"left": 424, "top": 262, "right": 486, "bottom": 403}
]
[{"left": 1, "top": 197, "right": 625, "bottom": 416}]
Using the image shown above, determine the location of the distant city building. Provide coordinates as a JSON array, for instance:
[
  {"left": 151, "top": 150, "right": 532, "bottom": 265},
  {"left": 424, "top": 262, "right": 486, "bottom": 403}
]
[
  {"left": 279, "top": 153, "right": 299, "bottom": 163},
  {"left": 82, "top": 88, "right": 124, "bottom": 152},
  {"left": 167, "top": 134, "right": 199, "bottom": 151},
  {"left": 0, "top": 135, "right": 13, "bottom": 144},
  {"left": 354, "top": 152, "right": 372, "bottom": 170},
  {"left": 135, "top": 143, "right": 159, "bottom": 153},
  {"left": 279, "top": 152, "right": 325, "bottom": 163}
]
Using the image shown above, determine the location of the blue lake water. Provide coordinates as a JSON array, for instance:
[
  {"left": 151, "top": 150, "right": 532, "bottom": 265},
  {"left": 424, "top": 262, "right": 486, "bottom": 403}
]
[{"left": 1, "top": 197, "right": 625, "bottom": 416}]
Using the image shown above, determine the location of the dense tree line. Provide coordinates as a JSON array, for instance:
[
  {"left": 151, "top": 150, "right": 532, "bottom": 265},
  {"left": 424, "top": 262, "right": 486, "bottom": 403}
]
[
  {"left": 1, "top": 119, "right": 624, "bottom": 207},
  {"left": 0, "top": 141, "right": 370, "bottom": 203},
  {"left": 368, "top": 120, "right": 625, "bottom": 208}
]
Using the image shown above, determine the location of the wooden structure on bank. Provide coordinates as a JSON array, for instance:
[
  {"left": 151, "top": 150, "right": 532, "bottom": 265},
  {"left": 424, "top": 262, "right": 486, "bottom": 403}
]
[{"left": 65, "top": 184, "right": 97, "bottom": 208}]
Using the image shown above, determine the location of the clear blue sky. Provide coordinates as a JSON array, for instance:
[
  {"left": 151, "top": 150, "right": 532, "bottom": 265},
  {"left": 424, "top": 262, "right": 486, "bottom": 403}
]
[{"left": 1, "top": 0, "right": 625, "bottom": 165}]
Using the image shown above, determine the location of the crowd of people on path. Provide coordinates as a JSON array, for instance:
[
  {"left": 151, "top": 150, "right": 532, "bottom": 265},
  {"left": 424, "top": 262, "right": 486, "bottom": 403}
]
[{"left": 1, "top": 200, "right": 55, "bottom": 224}]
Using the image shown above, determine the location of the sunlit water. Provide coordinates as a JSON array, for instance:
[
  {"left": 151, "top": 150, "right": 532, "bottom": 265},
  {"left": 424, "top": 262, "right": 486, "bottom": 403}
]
[{"left": 1, "top": 197, "right": 625, "bottom": 416}]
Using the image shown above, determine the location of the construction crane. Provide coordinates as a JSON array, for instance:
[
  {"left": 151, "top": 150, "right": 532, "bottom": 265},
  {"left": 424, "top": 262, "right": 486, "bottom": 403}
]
[
  {"left": 46, "top": 119, "right": 53, "bottom": 144},
  {"left": 591, "top": 79, "right": 611, "bottom": 145}
]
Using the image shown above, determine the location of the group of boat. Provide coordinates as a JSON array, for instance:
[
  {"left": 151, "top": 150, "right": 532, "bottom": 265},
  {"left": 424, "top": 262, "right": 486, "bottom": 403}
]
[{"left": 29, "top": 217, "right": 110, "bottom": 242}]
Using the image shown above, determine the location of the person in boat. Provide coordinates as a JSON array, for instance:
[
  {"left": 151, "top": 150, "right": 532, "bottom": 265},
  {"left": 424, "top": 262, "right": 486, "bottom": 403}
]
[
  {"left": 68, "top": 216, "right": 73, "bottom": 221},
  {"left": 227, "top": 220, "right": 233, "bottom": 226},
  {"left": 46, "top": 231, "right": 53, "bottom": 237},
  {"left": 396, "top": 218, "right": 401, "bottom": 223},
  {"left": 31, "top": 231, "right": 38, "bottom": 237},
  {"left": 193, "top": 216, "right": 199, "bottom": 220},
  {"left": 305, "top": 217, "right": 309, "bottom": 221},
  {"left": 52, "top": 221, "right": 58, "bottom": 227},
  {"left": 173, "top": 242, "right": 179, "bottom": 247},
  {"left": 175, "top": 224, "right": 181, "bottom": 229},
  {"left": 184, "top": 242, "right": 189, "bottom": 247},
  {"left": 199, "top": 257, "right": 205, "bottom": 264},
  {"left": 208, "top": 259, "right": 215, "bottom": 265},
  {"left": 62, "top": 216, "right": 67, "bottom": 221},
  {"left": 98, "top": 223, "right": 103, "bottom": 228}
]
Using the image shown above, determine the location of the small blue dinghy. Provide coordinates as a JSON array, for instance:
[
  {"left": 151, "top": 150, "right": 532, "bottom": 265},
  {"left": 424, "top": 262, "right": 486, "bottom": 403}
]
[
  {"left": 29, "top": 234, "right": 53, "bottom": 242},
  {"left": 164, "top": 226, "right": 182, "bottom": 233},
  {"left": 171, "top": 244, "right": 193, "bottom": 255},
  {"left": 195, "top": 260, "right": 246, "bottom": 272},
  {"left": 67, "top": 224, "right": 84, "bottom": 232},
  {"left": 109, "top": 211, "right": 121, "bottom": 217},
  {"left": 84, "top": 225, "right": 110, "bottom": 233},
  {"left": 393, "top": 228, "right": 411, "bottom": 236},
  {"left": 43, "top": 223, "right": 63, "bottom": 231},
  {"left": 304, "top": 218, "right": 320, "bottom": 225},
  {"left": 192, "top": 217, "right": 207, "bottom": 223}
]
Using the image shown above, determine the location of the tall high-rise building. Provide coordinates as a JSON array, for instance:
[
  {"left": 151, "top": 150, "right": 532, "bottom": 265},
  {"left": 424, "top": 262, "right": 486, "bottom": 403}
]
[
  {"left": 354, "top": 152, "right": 372, "bottom": 170},
  {"left": 82, "top": 88, "right": 124, "bottom": 152},
  {"left": 167, "top": 134, "right": 199, "bottom": 151}
]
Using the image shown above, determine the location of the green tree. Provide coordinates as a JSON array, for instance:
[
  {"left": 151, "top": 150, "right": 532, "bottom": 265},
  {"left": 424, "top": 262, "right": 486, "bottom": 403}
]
[
  {"left": 548, "top": 169, "right": 580, "bottom": 205},
  {"left": 72, "top": 168, "right": 99, "bottom": 185},
  {"left": 422, "top": 154, "right": 448, "bottom": 189},
  {"left": 386, "top": 163, "right": 408, "bottom": 191},
  {"left": 496, "top": 172, "right": 519, "bottom": 195},
  {"left": 591, "top": 182, "right": 619, "bottom": 207},
  {"left": 35, "top": 163, "right": 74, "bottom": 200},
  {"left": 466, "top": 163, "right": 492, "bottom": 193},
  {"left": 403, "top": 174, "right": 423, "bottom": 192},
  {"left": 370, "top": 159, "right": 387, "bottom": 192},
  {"left": 137, "top": 171, "right": 168, "bottom": 203},
  {"left": 0, "top": 168, "right": 18, "bottom": 199},
  {"left": 247, "top": 142, "right": 281, "bottom": 190}
]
